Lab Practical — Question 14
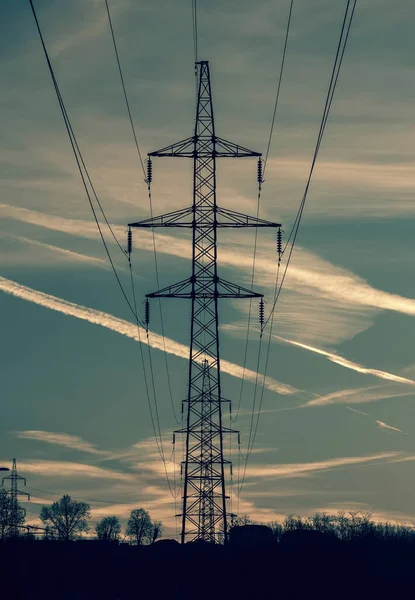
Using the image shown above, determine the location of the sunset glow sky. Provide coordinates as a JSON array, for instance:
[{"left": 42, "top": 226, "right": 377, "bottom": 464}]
[{"left": 1, "top": 0, "right": 415, "bottom": 538}]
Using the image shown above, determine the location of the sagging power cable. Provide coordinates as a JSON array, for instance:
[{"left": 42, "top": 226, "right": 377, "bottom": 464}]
[
  {"left": 128, "top": 260, "right": 180, "bottom": 499},
  {"left": 262, "top": 0, "right": 358, "bottom": 333},
  {"left": 263, "top": 0, "right": 294, "bottom": 176},
  {"left": 28, "top": 0, "right": 141, "bottom": 324},
  {"left": 104, "top": 0, "right": 146, "bottom": 179},
  {"left": 233, "top": 0, "right": 294, "bottom": 424},
  {"left": 29, "top": 0, "right": 179, "bottom": 496},
  {"left": 237, "top": 0, "right": 358, "bottom": 495},
  {"left": 105, "top": 0, "right": 180, "bottom": 425},
  {"left": 192, "top": 0, "right": 199, "bottom": 65}
]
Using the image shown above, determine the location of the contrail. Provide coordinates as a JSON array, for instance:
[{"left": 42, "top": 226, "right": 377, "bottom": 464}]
[
  {"left": 275, "top": 335, "right": 415, "bottom": 386},
  {"left": 346, "top": 406, "right": 406, "bottom": 435},
  {"left": 1, "top": 232, "right": 109, "bottom": 269},
  {"left": 4, "top": 203, "right": 415, "bottom": 317},
  {"left": 0, "top": 275, "right": 297, "bottom": 396}
]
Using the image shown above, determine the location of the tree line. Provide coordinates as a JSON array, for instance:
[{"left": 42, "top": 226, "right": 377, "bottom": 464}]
[
  {"left": 0, "top": 490, "right": 162, "bottom": 544},
  {"left": 235, "top": 511, "right": 415, "bottom": 543},
  {"left": 3, "top": 486, "right": 415, "bottom": 544}
]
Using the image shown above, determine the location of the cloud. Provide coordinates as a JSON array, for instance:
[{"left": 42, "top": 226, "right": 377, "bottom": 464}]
[
  {"left": 376, "top": 420, "right": 406, "bottom": 434},
  {"left": 0, "top": 275, "right": 297, "bottom": 396},
  {"left": 0, "top": 202, "right": 376, "bottom": 352},
  {"left": 16, "top": 460, "right": 133, "bottom": 481},
  {"left": 49, "top": 9, "right": 111, "bottom": 58},
  {"left": 244, "top": 452, "right": 400, "bottom": 480},
  {"left": 223, "top": 288, "right": 374, "bottom": 348},
  {"left": 275, "top": 336, "right": 415, "bottom": 386},
  {"left": 346, "top": 406, "right": 373, "bottom": 418},
  {"left": 15, "top": 430, "right": 110, "bottom": 455},
  {"left": 0, "top": 233, "right": 110, "bottom": 269},
  {"left": 306, "top": 384, "right": 415, "bottom": 407},
  {"left": 266, "top": 156, "right": 415, "bottom": 193},
  {"left": 305, "top": 504, "right": 415, "bottom": 526},
  {"left": 0, "top": 204, "right": 111, "bottom": 241},
  {"left": 4, "top": 203, "right": 415, "bottom": 322},
  {"left": 346, "top": 406, "right": 406, "bottom": 435},
  {"left": 10, "top": 430, "right": 411, "bottom": 537}
]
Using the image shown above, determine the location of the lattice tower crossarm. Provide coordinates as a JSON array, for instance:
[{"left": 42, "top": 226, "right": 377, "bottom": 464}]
[{"left": 129, "top": 61, "right": 281, "bottom": 543}]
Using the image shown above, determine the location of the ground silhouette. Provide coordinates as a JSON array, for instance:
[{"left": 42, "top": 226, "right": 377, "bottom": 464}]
[{"left": 1, "top": 525, "right": 415, "bottom": 599}]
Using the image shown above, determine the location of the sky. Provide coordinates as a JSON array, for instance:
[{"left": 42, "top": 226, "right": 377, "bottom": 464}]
[{"left": 1, "top": 0, "right": 415, "bottom": 539}]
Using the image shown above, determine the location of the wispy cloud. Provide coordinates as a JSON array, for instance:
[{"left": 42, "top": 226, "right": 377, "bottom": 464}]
[
  {"left": 346, "top": 406, "right": 407, "bottom": 435},
  {"left": 306, "top": 504, "right": 415, "bottom": 526},
  {"left": 49, "top": 8, "right": 111, "bottom": 58},
  {"left": 16, "top": 460, "right": 133, "bottom": 481},
  {"left": 15, "top": 430, "right": 110, "bottom": 455},
  {"left": 245, "top": 452, "right": 400, "bottom": 480},
  {"left": 0, "top": 233, "right": 110, "bottom": 269},
  {"left": 0, "top": 275, "right": 297, "bottom": 396},
  {"left": 4, "top": 204, "right": 415, "bottom": 321},
  {"left": 267, "top": 157, "right": 415, "bottom": 193},
  {"left": 275, "top": 336, "right": 415, "bottom": 386},
  {"left": 306, "top": 383, "right": 415, "bottom": 407},
  {"left": 376, "top": 420, "right": 406, "bottom": 434}
]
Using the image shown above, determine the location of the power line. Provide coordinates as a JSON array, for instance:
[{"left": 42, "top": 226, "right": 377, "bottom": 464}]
[
  {"left": 30, "top": 0, "right": 177, "bottom": 497},
  {"left": 233, "top": 0, "right": 294, "bottom": 424},
  {"left": 237, "top": 0, "right": 359, "bottom": 495},
  {"left": 263, "top": 0, "right": 358, "bottom": 332},
  {"left": 235, "top": 262, "right": 281, "bottom": 493},
  {"left": 232, "top": 179, "right": 262, "bottom": 424},
  {"left": 30, "top": 3, "right": 126, "bottom": 258},
  {"left": 104, "top": 0, "right": 146, "bottom": 179},
  {"left": 128, "top": 262, "right": 179, "bottom": 499},
  {"left": 192, "top": 0, "right": 199, "bottom": 64},
  {"left": 263, "top": 0, "right": 294, "bottom": 175},
  {"left": 25, "top": 486, "right": 127, "bottom": 505},
  {"left": 28, "top": 0, "right": 141, "bottom": 324},
  {"left": 105, "top": 0, "right": 180, "bottom": 425}
]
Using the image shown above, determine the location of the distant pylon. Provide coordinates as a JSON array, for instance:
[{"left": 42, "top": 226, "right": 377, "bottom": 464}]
[
  {"left": 2, "top": 458, "right": 30, "bottom": 537},
  {"left": 129, "top": 61, "right": 281, "bottom": 543},
  {"left": 198, "top": 359, "right": 216, "bottom": 541}
]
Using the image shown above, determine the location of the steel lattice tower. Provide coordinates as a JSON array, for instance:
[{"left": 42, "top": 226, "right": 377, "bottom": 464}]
[
  {"left": 129, "top": 61, "right": 281, "bottom": 543},
  {"left": 2, "top": 458, "right": 30, "bottom": 537}
]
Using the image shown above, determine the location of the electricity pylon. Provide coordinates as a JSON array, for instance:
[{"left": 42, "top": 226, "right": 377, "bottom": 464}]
[
  {"left": 129, "top": 61, "right": 281, "bottom": 543},
  {"left": 2, "top": 458, "right": 30, "bottom": 537}
]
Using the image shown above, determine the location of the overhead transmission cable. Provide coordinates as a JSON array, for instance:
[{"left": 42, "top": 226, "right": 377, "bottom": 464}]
[
  {"left": 28, "top": 0, "right": 140, "bottom": 323},
  {"left": 128, "top": 264, "right": 179, "bottom": 498},
  {"left": 232, "top": 0, "right": 294, "bottom": 425},
  {"left": 237, "top": 0, "right": 358, "bottom": 494},
  {"left": 192, "top": 0, "right": 199, "bottom": 106},
  {"left": 29, "top": 0, "right": 178, "bottom": 497},
  {"left": 192, "top": 0, "right": 199, "bottom": 64},
  {"left": 263, "top": 0, "right": 358, "bottom": 331},
  {"left": 263, "top": 0, "right": 294, "bottom": 176},
  {"left": 104, "top": 0, "right": 146, "bottom": 177},
  {"left": 105, "top": 0, "right": 180, "bottom": 426},
  {"left": 25, "top": 486, "right": 131, "bottom": 505}
]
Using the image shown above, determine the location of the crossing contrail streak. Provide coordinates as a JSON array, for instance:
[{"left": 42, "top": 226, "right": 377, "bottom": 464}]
[
  {"left": 275, "top": 336, "right": 415, "bottom": 386},
  {"left": 0, "top": 275, "right": 297, "bottom": 396},
  {"left": 4, "top": 203, "right": 415, "bottom": 317}
]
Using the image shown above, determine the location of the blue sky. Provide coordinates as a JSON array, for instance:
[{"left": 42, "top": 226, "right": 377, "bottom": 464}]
[{"left": 1, "top": 0, "right": 415, "bottom": 537}]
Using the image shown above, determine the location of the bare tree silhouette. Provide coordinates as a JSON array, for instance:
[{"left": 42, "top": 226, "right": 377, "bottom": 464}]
[
  {"left": 151, "top": 520, "right": 163, "bottom": 544},
  {"left": 126, "top": 508, "right": 153, "bottom": 545},
  {"left": 40, "top": 495, "right": 90, "bottom": 541},
  {"left": 95, "top": 516, "right": 121, "bottom": 541}
]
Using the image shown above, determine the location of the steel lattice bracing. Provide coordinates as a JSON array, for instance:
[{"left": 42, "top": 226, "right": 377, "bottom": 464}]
[
  {"left": 198, "top": 359, "right": 216, "bottom": 540},
  {"left": 129, "top": 61, "right": 281, "bottom": 543}
]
